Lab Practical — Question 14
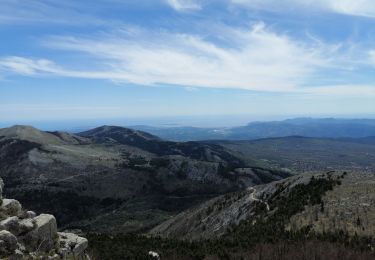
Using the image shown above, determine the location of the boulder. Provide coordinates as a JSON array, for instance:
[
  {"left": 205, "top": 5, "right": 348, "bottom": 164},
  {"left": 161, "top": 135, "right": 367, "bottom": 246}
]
[
  {"left": 58, "top": 232, "right": 88, "bottom": 258},
  {"left": 25, "top": 211, "right": 37, "bottom": 219},
  {"left": 1, "top": 199, "right": 22, "bottom": 216},
  {"left": 22, "top": 214, "right": 58, "bottom": 252},
  {"left": 0, "top": 216, "right": 20, "bottom": 235},
  {"left": 0, "top": 230, "right": 18, "bottom": 256},
  {"left": 18, "top": 210, "right": 37, "bottom": 220},
  {"left": 18, "top": 218, "right": 36, "bottom": 234},
  {"left": 0, "top": 216, "right": 36, "bottom": 236},
  {"left": 0, "top": 178, "right": 89, "bottom": 259}
]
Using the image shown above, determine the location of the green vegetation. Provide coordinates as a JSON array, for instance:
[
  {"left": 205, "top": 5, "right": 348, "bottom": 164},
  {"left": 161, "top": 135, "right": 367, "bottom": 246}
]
[
  {"left": 0, "top": 139, "right": 41, "bottom": 164},
  {"left": 149, "top": 158, "right": 170, "bottom": 168},
  {"left": 11, "top": 189, "right": 122, "bottom": 226},
  {"left": 88, "top": 234, "right": 375, "bottom": 260},
  {"left": 218, "top": 137, "right": 375, "bottom": 172},
  {"left": 88, "top": 173, "right": 374, "bottom": 259},
  {"left": 223, "top": 174, "right": 341, "bottom": 248}
]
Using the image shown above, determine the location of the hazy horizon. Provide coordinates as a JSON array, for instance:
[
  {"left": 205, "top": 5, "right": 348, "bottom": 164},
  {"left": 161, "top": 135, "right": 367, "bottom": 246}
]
[{"left": 1, "top": 114, "right": 375, "bottom": 132}]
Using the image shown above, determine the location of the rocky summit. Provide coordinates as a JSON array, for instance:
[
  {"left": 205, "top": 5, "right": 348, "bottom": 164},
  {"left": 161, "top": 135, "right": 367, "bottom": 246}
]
[{"left": 0, "top": 178, "right": 88, "bottom": 259}]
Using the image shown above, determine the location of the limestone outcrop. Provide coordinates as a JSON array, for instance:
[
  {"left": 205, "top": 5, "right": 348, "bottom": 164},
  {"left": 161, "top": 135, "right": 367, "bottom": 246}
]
[{"left": 0, "top": 179, "right": 88, "bottom": 259}]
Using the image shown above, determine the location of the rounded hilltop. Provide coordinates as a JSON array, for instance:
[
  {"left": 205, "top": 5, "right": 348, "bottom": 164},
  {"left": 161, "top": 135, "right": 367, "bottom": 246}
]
[{"left": 0, "top": 125, "right": 89, "bottom": 145}]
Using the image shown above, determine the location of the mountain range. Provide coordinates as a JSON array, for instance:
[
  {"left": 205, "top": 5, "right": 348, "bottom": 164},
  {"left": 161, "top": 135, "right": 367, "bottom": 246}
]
[
  {"left": 0, "top": 125, "right": 288, "bottom": 233},
  {"left": 131, "top": 118, "right": 375, "bottom": 141},
  {"left": 1, "top": 123, "right": 375, "bottom": 258}
]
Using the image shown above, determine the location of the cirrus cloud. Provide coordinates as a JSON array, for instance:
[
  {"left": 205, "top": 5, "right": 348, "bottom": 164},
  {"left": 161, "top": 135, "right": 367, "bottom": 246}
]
[
  {"left": 6, "top": 22, "right": 333, "bottom": 92},
  {"left": 1, "top": 22, "right": 373, "bottom": 97}
]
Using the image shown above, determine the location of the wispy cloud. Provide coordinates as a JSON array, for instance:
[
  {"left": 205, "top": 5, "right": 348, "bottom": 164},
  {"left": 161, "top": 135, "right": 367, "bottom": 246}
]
[
  {"left": 1, "top": 22, "right": 335, "bottom": 92},
  {"left": 165, "top": 0, "right": 201, "bottom": 11},
  {"left": 0, "top": 56, "right": 128, "bottom": 80},
  {"left": 0, "top": 57, "right": 59, "bottom": 75},
  {"left": 0, "top": 19, "right": 373, "bottom": 96},
  {"left": 231, "top": 0, "right": 375, "bottom": 18}
]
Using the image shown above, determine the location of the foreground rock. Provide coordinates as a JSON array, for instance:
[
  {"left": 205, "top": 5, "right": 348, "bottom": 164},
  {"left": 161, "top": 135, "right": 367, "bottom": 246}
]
[{"left": 0, "top": 179, "right": 88, "bottom": 259}]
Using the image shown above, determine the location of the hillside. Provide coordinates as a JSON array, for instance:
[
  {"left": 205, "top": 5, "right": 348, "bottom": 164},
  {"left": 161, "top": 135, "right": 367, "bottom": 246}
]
[
  {"left": 149, "top": 171, "right": 375, "bottom": 244},
  {"left": 89, "top": 171, "right": 375, "bottom": 259},
  {"left": 149, "top": 171, "right": 343, "bottom": 240},
  {"left": 0, "top": 125, "right": 288, "bottom": 233}
]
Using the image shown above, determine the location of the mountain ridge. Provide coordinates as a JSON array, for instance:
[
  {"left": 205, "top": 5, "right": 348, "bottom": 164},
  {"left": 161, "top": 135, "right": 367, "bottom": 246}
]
[
  {"left": 0, "top": 125, "right": 289, "bottom": 233},
  {"left": 130, "top": 118, "right": 375, "bottom": 141}
]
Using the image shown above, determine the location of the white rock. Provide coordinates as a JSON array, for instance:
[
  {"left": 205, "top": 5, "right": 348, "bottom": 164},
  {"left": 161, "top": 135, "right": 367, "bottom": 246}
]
[
  {"left": 18, "top": 210, "right": 37, "bottom": 220},
  {"left": 25, "top": 211, "right": 36, "bottom": 219},
  {"left": 0, "top": 216, "right": 20, "bottom": 235},
  {"left": 0, "top": 216, "right": 36, "bottom": 236},
  {"left": 1, "top": 199, "right": 22, "bottom": 216},
  {"left": 0, "top": 178, "right": 89, "bottom": 259},
  {"left": 148, "top": 251, "right": 160, "bottom": 259},
  {"left": 22, "top": 214, "right": 57, "bottom": 252},
  {"left": 48, "top": 253, "right": 60, "bottom": 259},
  {"left": 18, "top": 218, "right": 36, "bottom": 234},
  {"left": 58, "top": 232, "right": 88, "bottom": 257},
  {"left": 10, "top": 248, "right": 24, "bottom": 260}
]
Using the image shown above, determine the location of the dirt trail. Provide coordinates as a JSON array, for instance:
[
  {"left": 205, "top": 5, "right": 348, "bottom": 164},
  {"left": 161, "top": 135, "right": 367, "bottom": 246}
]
[{"left": 248, "top": 187, "right": 270, "bottom": 211}]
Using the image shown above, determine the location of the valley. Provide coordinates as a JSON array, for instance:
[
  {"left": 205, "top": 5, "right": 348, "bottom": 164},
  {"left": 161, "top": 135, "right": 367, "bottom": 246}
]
[
  {"left": 214, "top": 136, "right": 375, "bottom": 172},
  {"left": 1, "top": 124, "right": 375, "bottom": 259}
]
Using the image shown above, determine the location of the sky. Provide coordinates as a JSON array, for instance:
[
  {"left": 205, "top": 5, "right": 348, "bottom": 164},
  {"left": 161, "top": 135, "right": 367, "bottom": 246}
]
[{"left": 0, "top": 0, "right": 375, "bottom": 127}]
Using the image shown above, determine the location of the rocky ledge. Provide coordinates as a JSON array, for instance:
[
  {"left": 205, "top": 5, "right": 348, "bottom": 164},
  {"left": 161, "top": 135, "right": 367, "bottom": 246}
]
[{"left": 0, "top": 179, "right": 88, "bottom": 259}]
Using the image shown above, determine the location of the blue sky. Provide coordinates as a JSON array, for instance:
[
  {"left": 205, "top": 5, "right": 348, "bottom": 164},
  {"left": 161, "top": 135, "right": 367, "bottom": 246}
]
[{"left": 0, "top": 0, "right": 375, "bottom": 127}]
